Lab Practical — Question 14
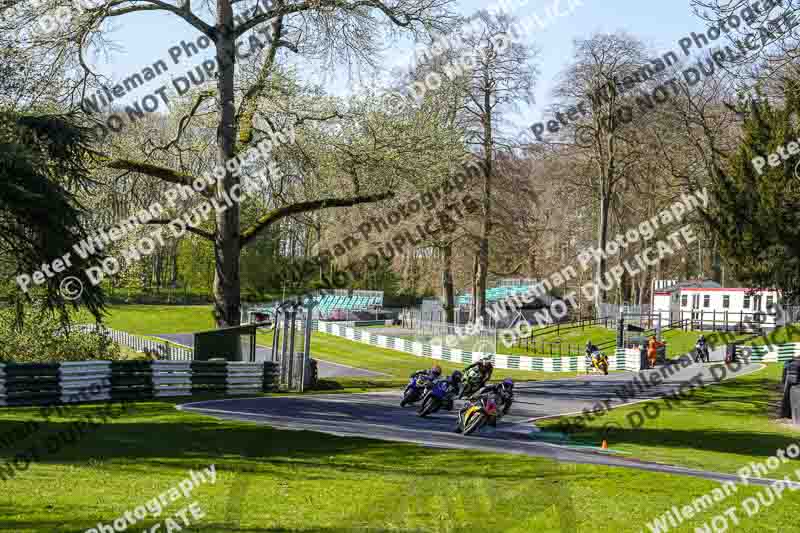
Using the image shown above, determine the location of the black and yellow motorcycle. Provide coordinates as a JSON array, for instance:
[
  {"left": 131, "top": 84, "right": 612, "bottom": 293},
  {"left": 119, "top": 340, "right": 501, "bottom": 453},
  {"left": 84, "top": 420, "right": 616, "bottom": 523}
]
[
  {"left": 454, "top": 395, "right": 499, "bottom": 435},
  {"left": 586, "top": 347, "right": 609, "bottom": 375}
]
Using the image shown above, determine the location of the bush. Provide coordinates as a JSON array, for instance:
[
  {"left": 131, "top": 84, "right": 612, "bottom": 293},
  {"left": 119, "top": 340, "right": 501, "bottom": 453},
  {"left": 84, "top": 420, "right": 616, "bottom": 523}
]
[{"left": 0, "top": 306, "right": 122, "bottom": 363}]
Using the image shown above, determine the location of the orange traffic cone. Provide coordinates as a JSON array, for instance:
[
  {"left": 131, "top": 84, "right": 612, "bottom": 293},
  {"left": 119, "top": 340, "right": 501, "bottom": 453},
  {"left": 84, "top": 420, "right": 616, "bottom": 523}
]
[{"left": 601, "top": 439, "right": 608, "bottom": 450}]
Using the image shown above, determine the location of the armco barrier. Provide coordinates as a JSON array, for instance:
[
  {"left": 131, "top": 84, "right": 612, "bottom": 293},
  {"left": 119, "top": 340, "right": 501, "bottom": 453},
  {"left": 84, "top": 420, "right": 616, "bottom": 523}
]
[
  {"left": 316, "top": 321, "right": 643, "bottom": 372},
  {"left": 4, "top": 363, "right": 61, "bottom": 407},
  {"left": 0, "top": 361, "right": 279, "bottom": 407},
  {"left": 748, "top": 343, "right": 800, "bottom": 363}
]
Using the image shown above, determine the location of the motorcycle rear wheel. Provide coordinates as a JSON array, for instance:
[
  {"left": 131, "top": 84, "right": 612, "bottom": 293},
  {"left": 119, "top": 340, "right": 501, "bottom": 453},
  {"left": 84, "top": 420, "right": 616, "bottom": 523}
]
[{"left": 417, "top": 396, "right": 439, "bottom": 417}]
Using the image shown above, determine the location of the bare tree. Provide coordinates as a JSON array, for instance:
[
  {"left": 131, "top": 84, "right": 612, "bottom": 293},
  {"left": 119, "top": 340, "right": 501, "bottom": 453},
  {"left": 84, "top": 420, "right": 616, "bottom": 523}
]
[
  {"left": 550, "top": 33, "right": 650, "bottom": 310},
  {"left": 451, "top": 11, "right": 537, "bottom": 323},
  {"left": 16, "top": 0, "right": 457, "bottom": 326}
]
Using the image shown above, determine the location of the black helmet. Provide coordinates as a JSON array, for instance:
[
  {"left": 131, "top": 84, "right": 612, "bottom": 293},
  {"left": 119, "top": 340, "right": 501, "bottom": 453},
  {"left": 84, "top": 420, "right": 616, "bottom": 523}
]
[{"left": 451, "top": 370, "right": 463, "bottom": 384}]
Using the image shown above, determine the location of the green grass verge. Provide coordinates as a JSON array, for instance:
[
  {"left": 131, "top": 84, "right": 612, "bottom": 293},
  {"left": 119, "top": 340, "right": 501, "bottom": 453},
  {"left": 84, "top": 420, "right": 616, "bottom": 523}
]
[
  {"left": 73, "top": 305, "right": 216, "bottom": 335},
  {"left": 257, "top": 330, "right": 578, "bottom": 388},
  {"left": 0, "top": 400, "right": 798, "bottom": 532},
  {"left": 537, "top": 363, "right": 800, "bottom": 478}
]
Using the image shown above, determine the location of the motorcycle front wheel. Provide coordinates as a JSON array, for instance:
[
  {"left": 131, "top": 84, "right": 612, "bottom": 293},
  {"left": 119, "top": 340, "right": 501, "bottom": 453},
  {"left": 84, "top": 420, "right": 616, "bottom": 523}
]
[
  {"left": 400, "top": 389, "right": 417, "bottom": 407},
  {"left": 463, "top": 413, "right": 485, "bottom": 435}
]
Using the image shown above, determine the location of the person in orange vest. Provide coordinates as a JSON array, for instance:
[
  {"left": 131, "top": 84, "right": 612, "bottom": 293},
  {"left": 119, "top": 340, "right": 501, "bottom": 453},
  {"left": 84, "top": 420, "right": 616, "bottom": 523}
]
[{"left": 647, "top": 335, "right": 665, "bottom": 368}]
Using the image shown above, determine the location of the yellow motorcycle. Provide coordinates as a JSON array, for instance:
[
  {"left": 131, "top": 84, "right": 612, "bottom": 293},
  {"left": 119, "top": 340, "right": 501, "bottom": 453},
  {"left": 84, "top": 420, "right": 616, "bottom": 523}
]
[
  {"left": 455, "top": 395, "right": 499, "bottom": 435},
  {"left": 586, "top": 348, "right": 609, "bottom": 375}
]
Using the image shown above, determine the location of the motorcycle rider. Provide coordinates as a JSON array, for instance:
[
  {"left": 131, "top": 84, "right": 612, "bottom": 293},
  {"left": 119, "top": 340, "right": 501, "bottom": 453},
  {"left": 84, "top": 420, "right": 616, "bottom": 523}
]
[
  {"left": 460, "top": 358, "right": 494, "bottom": 397},
  {"left": 585, "top": 340, "right": 598, "bottom": 356},
  {"left": 455, "top": 377, "right": 513, "bottom": 433},
  {"left": 469, "top": 378, "right": 514, "bottom": 416},
  {"left": 410, "top": 365, "right": 442, "bottom": 382},
  {"left": 442, "top": 370, "right": 463, "bottom": 411},
  {"left": 695, "top": 335, "right": 709, "bottom": 362},
  {"left": 401, "top": 365, "right": 443, "bottom": 407},
  {"left": 586, "top": 340, "right": 610, "bottom": 374},
  {"left": 585, "top": 340, "right": 601, "bottom": 362}
]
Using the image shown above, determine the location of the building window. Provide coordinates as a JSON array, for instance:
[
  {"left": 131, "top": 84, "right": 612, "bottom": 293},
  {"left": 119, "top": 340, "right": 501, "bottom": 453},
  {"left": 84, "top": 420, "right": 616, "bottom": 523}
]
[
  {"left": 766, "top": 295, "right": 774, "bottom": 310},
  {"left": 703, "top": 295, "right": 710, "bottom": 308},
  {"left": 723, "top": 295, "right": 730, "bottom": 309},
  {"left": 681, "top": 295, "right": 687, "bottom": 307},
  {"left": 744, "top": 295, "right": 750, "bottom": 309},
  {"left": 692, "top": 294, "right": 700, "bottom": 308}
]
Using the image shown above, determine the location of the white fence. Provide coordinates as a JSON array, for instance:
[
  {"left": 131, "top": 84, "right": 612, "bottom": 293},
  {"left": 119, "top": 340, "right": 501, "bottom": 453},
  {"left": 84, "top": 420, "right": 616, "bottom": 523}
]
[
  {"left": 316, "top": 321, "right": 642, "bottom": 373},
  {"left": 72, "top": 324, "right": 194, "bottom": 361}
]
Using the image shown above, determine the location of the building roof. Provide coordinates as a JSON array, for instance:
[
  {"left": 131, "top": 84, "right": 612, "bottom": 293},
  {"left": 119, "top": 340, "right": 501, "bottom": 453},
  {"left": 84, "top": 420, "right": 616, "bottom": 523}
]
[{"left": 658, "top": 280, "right": 722, "bottom": 293}]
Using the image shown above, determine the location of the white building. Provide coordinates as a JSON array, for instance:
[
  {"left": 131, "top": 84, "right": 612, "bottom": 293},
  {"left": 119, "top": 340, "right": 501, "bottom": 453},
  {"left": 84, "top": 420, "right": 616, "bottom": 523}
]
[{"left": 652, "top": 280, "right": 780, "bottom": 330}]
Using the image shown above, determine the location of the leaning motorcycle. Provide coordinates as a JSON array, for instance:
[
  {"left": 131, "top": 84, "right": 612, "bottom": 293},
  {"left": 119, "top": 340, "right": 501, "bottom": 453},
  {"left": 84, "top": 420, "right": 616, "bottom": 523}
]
[
  {"left": 456, "top": 395, "right": 499, "bottom": 435},
  {"left": 400, "top": 374, "right": 432, "bottom": 407},
  {"left": 417, "top": 379, "right": 456, "bottom": 417},
  {"left": 587, "top": 349, "right": 609, "bottom": 375},
  {"left": 459, "top": 367, "right": 485, "bottom": 398}
]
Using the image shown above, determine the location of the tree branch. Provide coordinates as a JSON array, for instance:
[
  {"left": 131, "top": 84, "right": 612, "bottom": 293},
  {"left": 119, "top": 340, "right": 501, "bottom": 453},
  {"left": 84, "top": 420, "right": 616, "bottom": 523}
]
[
  {"left": 104, "top": 159, "right": 197, "bottom": 188},
  {"left": 239, "top": 191, "right": 394, "bottom": 248},
  {"left": 147, "top": 90, "right": 216, "bottom": 156},
  {"left": 236, "top": 16, "right": 287, "bottom": 149},
  {"left": 147, "top": 219, "right": 215, "bottom": 241},
  {"left": 234, "top": 0, "right": 414, "bottom": 37},
  {"left": 89, "top": 0, "right": 215, "bottom": 38}
]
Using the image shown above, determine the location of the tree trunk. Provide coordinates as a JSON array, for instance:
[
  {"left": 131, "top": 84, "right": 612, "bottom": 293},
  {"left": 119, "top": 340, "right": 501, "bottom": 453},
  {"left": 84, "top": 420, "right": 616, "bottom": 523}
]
[
  {"left": 594, "top": 189, "right": 610, "bottom": 310},
  {"left": 470, "top": 253, "right": 479, "bottom": 322},
  {"left": 213, "top": 0, "right": 241, "bottom": 327},
  {"left": 474, "top": 69, "right": 493, "bottom": 325},
  {"left": 442, "top": 244, "right": 455, "bottom": 324}
]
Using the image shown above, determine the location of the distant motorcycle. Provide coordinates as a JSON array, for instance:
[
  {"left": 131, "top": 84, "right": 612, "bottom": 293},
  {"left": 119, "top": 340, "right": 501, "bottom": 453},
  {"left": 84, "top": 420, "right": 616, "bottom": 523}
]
[
  {"left": 694, "top": 340, "right": 710, "bottom": 363},
  {"left": 586, "top": 348, "right": 609, "bottom": 375}
]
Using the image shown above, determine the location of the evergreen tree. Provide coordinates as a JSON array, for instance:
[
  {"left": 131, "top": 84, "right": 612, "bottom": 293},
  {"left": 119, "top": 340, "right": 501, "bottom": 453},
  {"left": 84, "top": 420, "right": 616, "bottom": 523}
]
[
  {"left": 703, "top": 83, "right": 800, "bottom": 304},
  {"left": 0, "top": 111, "right": 106, "bottom": 323}
]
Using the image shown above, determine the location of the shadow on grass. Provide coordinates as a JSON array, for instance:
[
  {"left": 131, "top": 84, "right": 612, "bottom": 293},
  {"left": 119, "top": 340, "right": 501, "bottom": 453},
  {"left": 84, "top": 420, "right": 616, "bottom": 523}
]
[
  {"left": 313, "top": 378, "right": 403, "bottom": 390},
  {"left": 0, "top": 400, "right": 580, "bottom": 532},
  {"left": 0, "top": 400, "right": 561, "bottom": 481},
  {"left": 545, "top": 374, "right": 796, "bottom": 460}
]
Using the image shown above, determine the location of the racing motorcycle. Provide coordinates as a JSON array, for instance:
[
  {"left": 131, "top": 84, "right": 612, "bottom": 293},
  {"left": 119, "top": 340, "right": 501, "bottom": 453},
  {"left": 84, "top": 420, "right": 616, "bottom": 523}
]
[
  {"left": 694, "top": 339, "right": 710, "bottom": 363},
  {"left": 455, "top": 395, "right": 499, "bottom": 435},
  {"left": 459, "top": 360, "right": 492, "bottom": 398},
  {"left": 586, "top": 347, "right": 609, "bottom": 375},
  {"left": 400, "top": 374, "right": 433, "bottom": 407},
  {"left": 417, "top": 378, "right": 458, "bottom": 417}
]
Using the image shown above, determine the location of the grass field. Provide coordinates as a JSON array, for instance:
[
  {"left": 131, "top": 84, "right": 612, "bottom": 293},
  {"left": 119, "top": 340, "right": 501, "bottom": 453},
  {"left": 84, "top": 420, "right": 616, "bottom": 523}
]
[
  {"left": 74, "top": 305, "right": 217, "bottom": 334},
  {"left": 537, "top": 363, "right": 800, "bottom": 477},
  {"left": 3, "top": 304, "right": 798, "bottom": 531},
  {"left": 0, "top": 399, "right": 798, "bottom": 532},
  {"left": 74, "top": 305, "right": 578, "bottom": 386}
]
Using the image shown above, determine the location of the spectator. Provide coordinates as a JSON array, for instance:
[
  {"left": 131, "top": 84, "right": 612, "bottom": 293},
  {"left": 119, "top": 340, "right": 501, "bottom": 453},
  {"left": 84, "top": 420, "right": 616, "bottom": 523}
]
[{"left": 647, "top": 335, "right": 664, "bottom": 368}]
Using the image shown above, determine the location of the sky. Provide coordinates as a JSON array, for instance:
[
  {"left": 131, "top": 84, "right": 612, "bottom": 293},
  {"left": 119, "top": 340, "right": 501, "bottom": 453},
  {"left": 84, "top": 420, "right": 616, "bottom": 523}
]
[{"left": 85, "top": 0, "right": 709, "bottom": 132}]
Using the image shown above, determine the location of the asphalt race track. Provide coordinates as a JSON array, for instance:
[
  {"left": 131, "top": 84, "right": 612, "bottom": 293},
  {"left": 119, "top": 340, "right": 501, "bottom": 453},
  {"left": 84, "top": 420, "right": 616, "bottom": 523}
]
[
  {"left": 178, "top": 356, "right": 788, "bottom": 487},
  {"left": 152, "top": 333, "right": 387, "bottom": 379}
]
